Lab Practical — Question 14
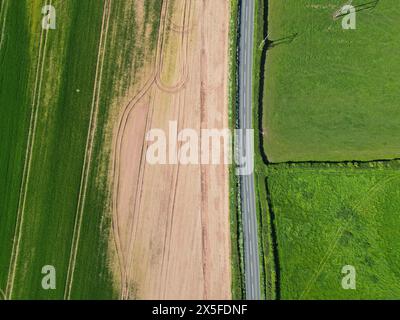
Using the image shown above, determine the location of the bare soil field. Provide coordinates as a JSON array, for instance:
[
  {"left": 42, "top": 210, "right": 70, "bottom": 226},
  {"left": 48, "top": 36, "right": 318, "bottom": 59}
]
[{"left": 111, "top": 0, "right": 231, "bottom": 299}]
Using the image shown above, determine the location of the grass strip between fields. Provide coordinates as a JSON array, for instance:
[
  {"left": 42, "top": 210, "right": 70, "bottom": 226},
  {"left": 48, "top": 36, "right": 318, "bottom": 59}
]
[
  {"left": 229, "top": 0, "right": 245, "bottom": 300},
  {"left": 252, "top": 0, "right": 279, "bottom": 300}
]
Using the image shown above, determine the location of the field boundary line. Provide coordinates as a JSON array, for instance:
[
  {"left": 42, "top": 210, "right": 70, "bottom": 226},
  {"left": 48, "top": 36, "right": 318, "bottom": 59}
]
[
  {"left": 63, "top": 0, "right": 112, "bottom": 300},
  {"left": 5, "top": 0, "right": 52, "bottom": 299}
]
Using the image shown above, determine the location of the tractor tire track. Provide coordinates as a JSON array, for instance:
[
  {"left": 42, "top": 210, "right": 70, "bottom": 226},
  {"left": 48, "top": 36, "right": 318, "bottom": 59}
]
[
  {"left": 160, "top": 91, "right": 184, "bottom": 299},
  {"left": 121, "top": 91, "right": 156, "bottom": 299},
  {"left": 110, "top": 0, "right": 169, "bottom": 298},
  {"left": 5, "top": 0, "right": 52, "bottom": 300},
  {"left": 122, "top": 0, "right": 192, "bottom": 299},
  {"left": 110, "top": 0, "right": 192, "bottom": 299},
  {"left": 63, "top": 0, "right": 112, "bottom": 300},
  {"left": 155, "top": 0, "right": 191, "bottom": 93}
]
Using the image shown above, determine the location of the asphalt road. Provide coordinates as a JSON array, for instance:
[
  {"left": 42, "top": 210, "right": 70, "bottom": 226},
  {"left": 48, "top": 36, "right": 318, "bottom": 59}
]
[{"left": 238, "top": 0, "right": 261, "bottom": 300}]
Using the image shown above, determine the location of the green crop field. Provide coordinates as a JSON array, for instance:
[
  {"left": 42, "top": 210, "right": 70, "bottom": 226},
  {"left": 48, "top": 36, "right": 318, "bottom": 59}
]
[
  {"left": 264, "top": 0, "right": 400, "bottom": 162},
  {"left": 267, "top": 163, "right": 400, "bottom": 299},
  {"left": 0, "top": 0, "right": 161, "bottom": 300},
  {"left": 0, "top": 0, "right": 33, "bottom": 299}
]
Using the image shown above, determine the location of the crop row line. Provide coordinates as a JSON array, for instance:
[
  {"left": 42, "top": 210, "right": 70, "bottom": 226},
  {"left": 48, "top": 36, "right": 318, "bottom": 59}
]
[
  {"left": 63, "top": 0, "right": 113, "bottom": 300},
  {"left": 5, "top": 0, "right": 52, "bottom": 300}
]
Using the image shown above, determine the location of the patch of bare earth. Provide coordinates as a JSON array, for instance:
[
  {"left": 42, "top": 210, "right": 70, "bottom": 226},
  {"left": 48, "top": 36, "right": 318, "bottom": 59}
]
[{"left": 111, "top": 0, "right": 231, "bottom": 299}]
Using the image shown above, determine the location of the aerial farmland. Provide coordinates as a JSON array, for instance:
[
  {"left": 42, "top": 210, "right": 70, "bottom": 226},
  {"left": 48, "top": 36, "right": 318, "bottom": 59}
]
[
  {"left": 264, "top": 0, "right": 400, "bottom": 163},
  {"left": 0, "top": 0, "right": 231, "bottom": 300},
  {"left": 1, "top": 0, "right": 398, "bottom": 304},
  {"left": 255, "top": 0, "right": 400, "bottom": 300}
]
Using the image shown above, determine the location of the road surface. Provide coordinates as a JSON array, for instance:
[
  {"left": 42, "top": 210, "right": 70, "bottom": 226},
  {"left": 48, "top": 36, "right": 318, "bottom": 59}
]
[{"left": 238, "top": 0, "right": 261, "bottom": 300}]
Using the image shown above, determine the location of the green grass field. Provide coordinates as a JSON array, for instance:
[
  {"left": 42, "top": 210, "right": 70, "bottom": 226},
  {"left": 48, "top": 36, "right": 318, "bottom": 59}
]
[
  {"left": 264, "top": 0, "right": 400, "bottom": 162},
  {"left": 267, "top": 163, "right": 400, "bottom": 299},
  {"left": 255, "top": 0, "right": 400, "bottom": 301},
  {"left": 0, "top": 0, "right": 161, "bottom": 300}
]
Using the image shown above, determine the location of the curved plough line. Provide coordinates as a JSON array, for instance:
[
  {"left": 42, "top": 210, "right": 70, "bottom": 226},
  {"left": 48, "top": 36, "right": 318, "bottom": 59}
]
[
  {"left": 111, "top": 0, "right": 193, "bottom": 299},
  {"left": 122, "top": 92, "right": 157, "bottom": 299},
  {"left": 155, "top": 0, "right": 192, "bottom": 93},
  {"left": 110, "top": 0, "right": 169, "bottom": 299},
  {"left": 125, "top": 0, "right": 192, "bottom": 299}
]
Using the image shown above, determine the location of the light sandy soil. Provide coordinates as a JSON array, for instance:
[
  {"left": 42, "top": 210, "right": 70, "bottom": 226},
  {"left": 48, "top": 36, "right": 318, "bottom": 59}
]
[{"left": 111, "top": 0, "right": 231, "bottom": 299}]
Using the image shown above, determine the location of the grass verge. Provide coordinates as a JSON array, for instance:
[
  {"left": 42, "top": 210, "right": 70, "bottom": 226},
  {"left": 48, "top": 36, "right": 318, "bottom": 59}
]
[{"left": 229, "top": 0, "right": 245, "bottom": 300}]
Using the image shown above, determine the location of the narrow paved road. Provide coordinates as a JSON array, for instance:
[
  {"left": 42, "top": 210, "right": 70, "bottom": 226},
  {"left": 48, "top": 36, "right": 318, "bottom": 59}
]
[{"left": 238, "top": 0, "right": 261, "bottom": 300}]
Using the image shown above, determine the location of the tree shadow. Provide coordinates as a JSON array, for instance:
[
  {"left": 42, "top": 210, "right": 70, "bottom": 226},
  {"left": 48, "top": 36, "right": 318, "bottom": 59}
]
[{"left": 267, "top": 33, "right": 298, "bottom": 50}]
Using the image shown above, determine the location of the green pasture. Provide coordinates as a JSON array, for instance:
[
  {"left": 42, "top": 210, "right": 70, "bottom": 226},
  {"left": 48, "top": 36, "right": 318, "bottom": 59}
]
[
  {"left": 267, "top": 164, "right": 400, "bottom": 299},
  {"left": 264, "top": 0, "right": 400, "bottom": 162}
]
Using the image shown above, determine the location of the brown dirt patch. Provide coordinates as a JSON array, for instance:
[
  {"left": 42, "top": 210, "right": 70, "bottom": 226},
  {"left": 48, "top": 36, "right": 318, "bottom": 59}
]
[{"left": 111, "top": 0, "right": 231, "bottom": 299}]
